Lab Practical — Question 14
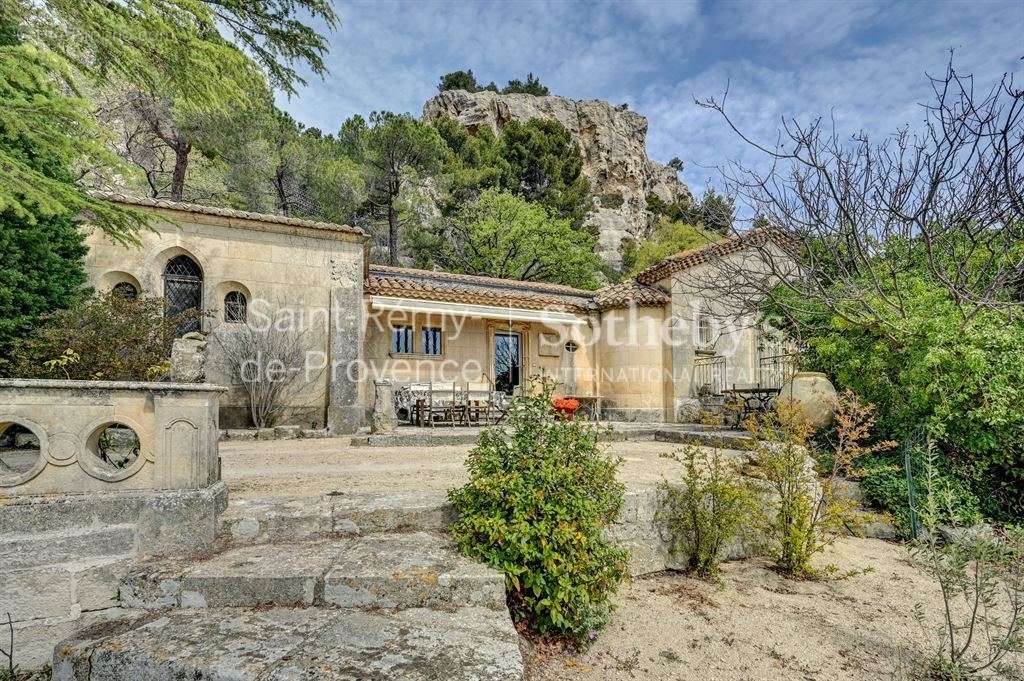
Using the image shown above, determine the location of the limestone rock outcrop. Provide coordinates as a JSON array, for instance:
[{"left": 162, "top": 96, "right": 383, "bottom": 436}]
[{"left": 423, "top": 90, "right": 691, "bottom": 269}]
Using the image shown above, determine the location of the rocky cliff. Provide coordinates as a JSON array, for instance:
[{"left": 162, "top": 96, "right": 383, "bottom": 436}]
[{"left": 422, "top": 89, "right": 690, "bottom": 269}]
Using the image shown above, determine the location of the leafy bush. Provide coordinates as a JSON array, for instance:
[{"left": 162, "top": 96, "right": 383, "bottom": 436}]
[
  {"left": 775, "top": 279, "right": 1024, "bottom": 522},
  {"left": 448, "top": 377, "right": 628, "bottom": 644},
  {"left": 1, "top": 292, "right": 200, "bottom": 381},
  {"left": 658, "top": 447, "right": 759, "bottom": 579},
  {"left": 859, "top": 452, "right": 982, "bottom": 537}
]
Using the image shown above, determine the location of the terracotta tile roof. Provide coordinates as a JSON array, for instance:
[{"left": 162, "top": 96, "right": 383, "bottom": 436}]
[
  {"left": 93, "top": 192, "right": 366, "bottom": 238},
  {"left": 633, "top": 229, "right": 786, "bottom": 285},
  {"left": 593, "top": 280, "right": 670, "bottom": 309},
  {"left": 366, "top": 265, "right": 597, "bottom": 312}
]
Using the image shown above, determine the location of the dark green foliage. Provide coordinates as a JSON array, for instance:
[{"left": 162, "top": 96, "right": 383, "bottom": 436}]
[
  {"left": 4, "top": 292, "right": 200, "bottom": 381},
  {"left": 495, "top": 119, "right": 589, "bottom": 223},
  {"left": 437, "top": 69, "right": 497, "bottom": 93},
  {"left": 859, "top": 452, "right": 981, "bottom": 535},
  {"left": 448, "top": 378, "right": 628, "bottom": 644},
  {"left": 648, "top": 188, "right": 734, "bottom": 235},
  {"left": 501, "top": 72, "right": 549, "bottom": 96},
  {"left": 414, "top": 189, "right": 600, "bottom": 288},
  {"left": 436, "top": 70, "right": 547, "bottom": 95},
  {"left": 0, "top": 209, "right": 87, "bottom": 362},
  {"left": 772, "top": 275, "right": 1024, "bottom": 522},
  {"left": 0, "top": 18, "right": 88, "bottom": 359},
  {"left": 343, "top": 111, "right": 446, "bottom": 264},
  {"left": 431, "top": 116, "right": 589, "bottom": 225}
]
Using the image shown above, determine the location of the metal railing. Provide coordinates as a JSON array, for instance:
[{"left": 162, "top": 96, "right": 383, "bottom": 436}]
[
  {"left": 757, "top": 352, "right": 799, "bottom": 389},
  {"left": 692, "top": 355, "right": 726, "bottom": 396}
]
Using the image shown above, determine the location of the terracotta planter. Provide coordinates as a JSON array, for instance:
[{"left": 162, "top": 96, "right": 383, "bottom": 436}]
[{"left": 780, "top": 371, "right": 838, "bottom": 430}]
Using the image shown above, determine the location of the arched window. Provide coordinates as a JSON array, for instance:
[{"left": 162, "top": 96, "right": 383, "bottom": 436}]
[
  {"left": 224, "top": 291, "right": 247, "bottom": 324},
  {"left": 111, "top": 281, "right": 138, "bottom": 300},
  {"left": 163, "top": 254, "right": 202, "bottom": 334}
]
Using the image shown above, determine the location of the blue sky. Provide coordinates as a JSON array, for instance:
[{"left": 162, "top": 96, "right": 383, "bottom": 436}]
[{"left": 277, "top": 0, "right": 1023, "bottom": 198}]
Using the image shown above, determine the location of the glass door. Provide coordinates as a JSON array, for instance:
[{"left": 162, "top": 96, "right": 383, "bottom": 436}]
[{"left": 494, "top": 331, "right": 522, "bottom": 395}]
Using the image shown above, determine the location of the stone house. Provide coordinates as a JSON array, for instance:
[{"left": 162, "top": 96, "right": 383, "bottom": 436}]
[{"left": 80, "top": 195, "right": 790, "bottom": 431}]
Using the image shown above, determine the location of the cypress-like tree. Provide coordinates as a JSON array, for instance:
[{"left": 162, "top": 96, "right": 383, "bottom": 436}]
[{"left": 0, "top": 20, "right": 87, "bottom": 364}]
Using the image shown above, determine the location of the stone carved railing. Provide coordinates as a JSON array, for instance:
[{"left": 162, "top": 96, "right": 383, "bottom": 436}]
[{"left": 0, "top": 379, "right": 226, "bottom": 497}]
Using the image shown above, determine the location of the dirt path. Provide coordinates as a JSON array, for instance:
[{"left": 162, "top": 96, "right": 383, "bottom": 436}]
[
  {"left": 527, "top": 537, "right": 1024, "bottom": 681},
  {"left": 220, "top": 437, "right": 689, "bottom": 498}
]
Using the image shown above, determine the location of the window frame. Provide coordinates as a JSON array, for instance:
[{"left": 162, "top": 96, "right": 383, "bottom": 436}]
[
  {"left": 390, "top": 324, "right": 415, "bottom": 355},
  {"left": 420, "top": 326, "right": 443, "bottom": 356},
  {"left": 224, "top": 290, "right": 248, "bottom": 324}
]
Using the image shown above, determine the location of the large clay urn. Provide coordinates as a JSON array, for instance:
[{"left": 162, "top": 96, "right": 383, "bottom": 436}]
[{"left": 779, "top": 371, "right": 838, "bottom": 430}]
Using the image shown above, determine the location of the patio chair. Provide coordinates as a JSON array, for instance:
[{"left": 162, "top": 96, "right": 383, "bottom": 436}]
[
  {"left": 424, "top": 381, "right": 462, "bottom": 427},
  {"left": 463, "top": 379, "right": 494, "bottom": 425}
]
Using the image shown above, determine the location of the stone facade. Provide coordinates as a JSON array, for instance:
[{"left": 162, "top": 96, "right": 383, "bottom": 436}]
[
  {"left": 82, "top": 195, "right": 366, "bottom": 433},
  {"left": 76, "top": 197, "right": 788, "bottom": 429}
]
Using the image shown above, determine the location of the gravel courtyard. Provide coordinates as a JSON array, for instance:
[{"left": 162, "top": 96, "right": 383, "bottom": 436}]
[
  {"left": 526, "top": 537, "right": 1024, "bottom": 681},
  {"left": 219, "top": 434, "right": 1023, "bottom": 680},
  {"left": 220, "top": 435, "right": 691, "bottom": 498}
]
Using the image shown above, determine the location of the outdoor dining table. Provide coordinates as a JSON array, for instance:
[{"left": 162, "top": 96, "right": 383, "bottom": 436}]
[{"left": 722, "top": 386, "right": 782, "bottom": 426}]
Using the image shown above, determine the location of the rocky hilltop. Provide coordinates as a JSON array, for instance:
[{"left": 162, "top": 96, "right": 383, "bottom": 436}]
[{"left": 423, "top": 89, "right": 690, "bottom": 269}]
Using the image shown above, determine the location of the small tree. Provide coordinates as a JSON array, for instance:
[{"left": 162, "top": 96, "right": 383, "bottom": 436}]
[
  {"left": 421, "top": 189, "right": 600, "bottom": 288},
  {"left": 448, "top": 377, "right": 628, "bottom": 645},
  {"left": 658, "top": 446, "right": 759, "bottom": 579},
  {"left": 214, "top": 321, "right": 323, "bottom": 428},
  {"left": 910, "top": 446, "right": 1024, "bottom": 679},
  {"left": 748, "top": 392, "right": 892, "bottom": 577},
  {"left": 343, "top": 112, "right": 445, "bottom": 264},
  {"left": 502, "top": 72, "right": 549, "bottom": 96}
]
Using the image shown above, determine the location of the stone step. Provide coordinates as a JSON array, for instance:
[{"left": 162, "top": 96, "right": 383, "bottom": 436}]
[
  {"left": 218, "top": 491, "right": 454, "bottom": 546},
  {"left": 653, "top": 428, "right": 755, "bottom": 449},
  {"left": 53, "top": 605, "right": 524, "bottom": 681},
  {"left": 0, "top": 525, "right": 136, "bottom": 570},
  {"left": 120, "top": 532, "right": 506, "bottom": 611}
]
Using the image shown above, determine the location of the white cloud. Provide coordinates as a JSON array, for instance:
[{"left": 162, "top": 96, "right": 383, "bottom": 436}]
[{"left": 277, "top": 0, "right": 1023, "bottom": 205}]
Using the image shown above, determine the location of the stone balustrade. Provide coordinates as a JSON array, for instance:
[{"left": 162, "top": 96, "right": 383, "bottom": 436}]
[{"left": 0, "top": 379, "right": 226, "bottom": 497}]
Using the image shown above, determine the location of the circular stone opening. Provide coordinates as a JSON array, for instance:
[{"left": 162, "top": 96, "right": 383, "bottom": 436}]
[
  {"left": 0, "top": 421, "right": 42, "bottom": 475},
  {"left": 90, "top": 423, "right": 141, "bottom": 470}
]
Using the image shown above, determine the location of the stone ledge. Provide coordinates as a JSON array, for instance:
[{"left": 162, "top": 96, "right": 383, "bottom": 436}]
[{"left": 0, "top": 378, "right": 226, "bottom": 392}]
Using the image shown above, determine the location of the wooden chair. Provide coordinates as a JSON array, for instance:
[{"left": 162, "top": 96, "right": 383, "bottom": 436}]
[
  {"left": 425, "top": 381, "right": 462, "bottom": 427},
  {"left": 464, "top": 379, "right": 494, "bottom": 425}
]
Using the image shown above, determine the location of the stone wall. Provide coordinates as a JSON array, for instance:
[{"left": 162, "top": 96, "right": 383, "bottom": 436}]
[{"left": 0, "top": 379, "right": 230, "bottom": 670}]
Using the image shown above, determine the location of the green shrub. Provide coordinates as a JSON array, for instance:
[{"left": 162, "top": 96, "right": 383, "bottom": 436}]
[
  {"left": 2, "top": 292, "right": 201, "bottom": 381},
  {"left": 658, "top": 447, "right": 759, "bottom": 579},
  {"left": 748, "top": 393, "right": 890, "bottom": 578},
  {"left": 448, "top": 377, "right": 628, "bottom": 644},
  {"left": 909, "top": 450, "right": 1024, "bottom": 679},
  {"left": 770, "top": 277, "right": 1024, "bottom": 523},
  {"left": 859, "top": 451, "right": 982, "bottom": 536}
]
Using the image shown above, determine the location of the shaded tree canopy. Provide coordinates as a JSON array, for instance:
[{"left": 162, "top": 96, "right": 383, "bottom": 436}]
[
  {"left": 412, "top": 189, "right": 600, "bottom": 288},
  {"left": 0, "top": 18, "right": 88, "bottom": 361},
  {"left": 2, "top": 0, "right": 336, "bottom": 241},
  {"left": 436, "top": 70, "right": 549, "bottom": 96}
]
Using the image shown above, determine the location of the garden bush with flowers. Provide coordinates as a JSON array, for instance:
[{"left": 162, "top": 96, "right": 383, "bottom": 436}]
[{"left": 449, "top": 376, "right": 627, "bottom": 645}]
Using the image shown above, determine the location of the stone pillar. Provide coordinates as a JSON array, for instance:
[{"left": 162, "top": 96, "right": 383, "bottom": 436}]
[
  {"left": 170, "top": 332, "right": 207, "bottom": 382},
  {"left": 370, "top": 380, "right": 398, "bottom": 434},
  {"left": 326, "top": 251, "right": 364, "bottom": 434}
]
